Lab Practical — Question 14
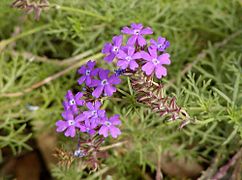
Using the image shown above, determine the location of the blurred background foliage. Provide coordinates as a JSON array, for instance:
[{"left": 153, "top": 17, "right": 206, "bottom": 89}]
[{"left": 0, "top": 0, "right": 241, "bottom": 179}]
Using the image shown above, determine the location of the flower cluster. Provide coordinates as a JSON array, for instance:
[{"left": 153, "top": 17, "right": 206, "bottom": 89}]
[
  {"left": 56, "top": 60, "right": 121, "bottom": 139},
  {"left": 102, "top": 23, "right": 171, "bottom": 79},
  {"left": 55, "top": 23, "right": 190, "bottom": 169}
]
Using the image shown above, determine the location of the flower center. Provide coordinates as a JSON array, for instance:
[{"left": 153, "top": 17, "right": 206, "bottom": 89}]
[
  {"left": 69, "top": 99, "right": 76, "bottom": 105},
  {"left": 105, "top": 121, "right": 112, "bottom": 127},
  {"left": 85, "top": 70, "right": 91, "bottom": 75},
  {"left": 101, "top": 79, "right": 108, "bottom": 85},
  {"left": 152, "top": 58, "right": 159, "bottom": 65},
  {"left": 91, "top": 110, "right": 97, "bottom": 117},
  {"left": 125, "top": 56, "right": 132, "bottom": 61},
  {"left": 68, "top": 120, "right": 75, "bottom": 126},
  {"left": 134, "top": 29, "right": 140, "bottom": 35},
  {"left": 157, "top": 44, "right": 164, "bottom": 49},
  {"left": 112, "top": 46, "right": 119, "bottom": 53}
]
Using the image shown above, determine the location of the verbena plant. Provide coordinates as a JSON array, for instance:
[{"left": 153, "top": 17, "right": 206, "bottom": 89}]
[{"left": 0, "top": 0, "right": 241, "bottom": 179}]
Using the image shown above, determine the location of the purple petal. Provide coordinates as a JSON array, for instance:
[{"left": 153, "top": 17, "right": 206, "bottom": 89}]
[
  {"left": 86, "top": 60, "right": 96, "bottom": 69},
  {"left": 110, "top": 126, "right": 121, "bottom": 138},
  {"left": 110, "top": 115, "right": 121, "bottom": 125},
  {"left": 148, "top": 47, "right": 157, "bottom": 58},
  {"left": 131, "top": 23, "right": 143, "bottom": 29},
  {"left": 78, "top": 76, "right": 86, "bottom": 85},
  {"left": 137, "top": 35, "right": 147, "bottom": 46},
  {"left": 64, "top": 126, "right": 76, "bottom": 137},
  {"left": 127, "top": 46, "right": 135, "bottom": 56},
  {"left": 99, "top": 125, "right": 109, "bottom": 137},
  {"left": 85, "top": 76, "right": 92, "bottom": 86},
  {"left": 94, "top": 101, "right": 101, "bottom": 109},
  {"left": 157, "top": 36, "right": 166, "bottom": 44},
  {"left": 142, "top": 62, "right": 155, "bottom": 76},
  {"left": 117, "top": 50, "right": 127, "bottom": 59},
  {"left": 158, "top": 53, "right": 171, "bottom": 65},
  {"left": 78, "top": 65, "right": 86, "bottom": 74},
  {"left": 140, "top": 51, "right": 151, "bottom": 61},
  {"left": 62, "top": 111, "right": 74, "bottom": 120},
  {"left": 102, "top": 43, "right": 112, "bottom": 54},
  {"left": 78, "top": 125, "right": 86, "bottom": 132},
  {"left": 66, "top": 90, "right": 74, "bottom": 100},
  {"left": 104, "top": 53, "right": 116, "bottom": 63},
  {"left": 56, "top": 120, "right": 68, "bottom": 132},
  {"left": 86, "top": 102, "right": 94, "bottom": 110},
  {"left": 113, "top": 35, "right": 123, "bottom": 47},
  {"left": 89, "top": 79, "right": 100, "bottom": 87},
  {"left": 75, "top": 114, "right": 85, "bottom": 122},
  {"left": 150, "top": 39, "right": 157, "bottom": 46},
  {"left": 129, "top": 60, "right": 139, "bottom": 70},
  {"left": 108, "top": 75, "right": 121, "bottom": 84},
  {"left": 117, "top": 60, "right": 129, "bottom": 69},
  {"left": 141, "top": 27, "right": 153, "bottom": 35},
  {"left": 75, "top": 92, "right": 85, "bottom": 106},
  {"left": 155, "top": 65, "right": 167, "bottom": 79},
  {"left": 92, "top": 86, "right": 104, "bottom": 98},
  {"left": 97, "top": 109, "right": 106, "bottom": 118},
  {"left": 63, "top": 101, "right": 70, "bottom": 111},
  {"left": 132, "top": 52, "right": 141, "bottom": 59},
  {"left": 99, "top": 69, "right": 110, "bottom": 80},
  {"left": 121, "top": 27, "right": 133, "bottom": 34},
  {"left": 127, "top": 36, "right": 137, "bottom": 46},
  {"left": 104, "top": 85, "right": 116, "bottom": 96}
]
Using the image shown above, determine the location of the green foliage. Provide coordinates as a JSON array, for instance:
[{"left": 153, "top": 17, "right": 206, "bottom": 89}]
[{"left": 0, "top": 0, "right": 241, "bottom": 179}]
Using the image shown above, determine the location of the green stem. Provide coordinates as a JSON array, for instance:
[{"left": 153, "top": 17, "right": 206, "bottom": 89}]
[{"left": 50, "top": 4, "right": 110, "bottom": 22}]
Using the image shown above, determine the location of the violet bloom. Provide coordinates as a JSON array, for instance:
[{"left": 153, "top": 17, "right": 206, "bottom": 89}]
[
  {"left": 150, "top": 36, "right": 170, "bottom": 52},
  {"left": 83, "top": 101, "right": 106, "bottom": 127},
  {"left": 141, "top": 47, "right": 171, "bottom": 79},
  {"left": 117, "top": 46, "right": 141, "bottom": 70},
  {"left": 99, "top": 114, "right": 121, "bottom": 138},
  {"left": 90, "top": 69, "right": 121, "bottom": 98},
  {"left": 63, "top": 90, "right": 85, "bottom": 114},
  {"left": 78, "top": 60, "right": 99, "bottom": 86},
  {"left": 56, "top": 110, "right": 84, "bottom": 138},
  {"left": 102, "top": 35, "right": 123, "bottom": 63},
  {"left": 121, "top": 23, "right": 153, "bottom": 46}
]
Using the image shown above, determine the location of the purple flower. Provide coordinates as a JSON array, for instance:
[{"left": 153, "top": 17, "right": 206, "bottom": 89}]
[
  {"left": 150, "top": 36, "right": 170, "bottom": 52},
  {"left": 78, "top": 60, "right": 99, "bottom": 86},
  {"left": 56, "top": 110, "right": 84, "bottom": 138},
  {"left": 102, "top": 35, "right": 123, "bottom": 63},
  {"left": 90, "top": 69, "right": 121, "bottom": 98},
  {"left": 141, "top": 47, "right": 171, "bottom": 79},
  {"left": 117, "top": 46, "right": 141, "bottom": 70},
  {"left": 63, "top": 90, "right": 85, "bottom": 114},
  {"left": 99, "top": 114, "right": 121, "bottom": 138},
  {"left": 121, "top": 23, "right": 153, "bottom": 46},
  {"left": 83, "top": 101, "right": 106, "bottom": 127}
]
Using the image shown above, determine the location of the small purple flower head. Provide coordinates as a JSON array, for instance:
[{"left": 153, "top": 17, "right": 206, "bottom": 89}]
[
  {"left": 102, "top": 35, "right": 123, "bottom": 63},
  {"left": 141, "top": 47, "right": 171, "bottom": 79},
  {"left": 63, "top": 90, "right": 85, "bottom": 114},
  {"left": 90, "top": 69, "right": 121, "bottom": 98},
  {"left": 150, "top": 36, "right": 170, "bottom": 52},
  {"left": 56, "top": 110, "right": 85, "bottom": 138},
  {"left": 99, "top": 114, "right": 121, "bottom": 138},
  {"left": 83, "top": 101, "right": 106, "bottom": 127},
  {"left": 78, "top": 60, "right": 99, "bottom": 86},
  {"left": 117, "top": 46, "right": 141, "bottom": 70},
  {"left": 121, "top": 23, "right": 153, "bottom": 47}
]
